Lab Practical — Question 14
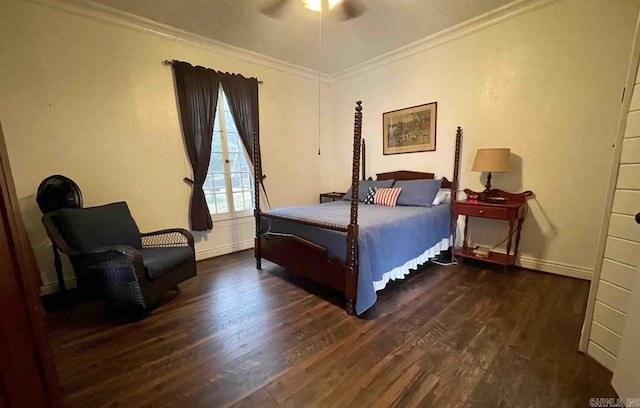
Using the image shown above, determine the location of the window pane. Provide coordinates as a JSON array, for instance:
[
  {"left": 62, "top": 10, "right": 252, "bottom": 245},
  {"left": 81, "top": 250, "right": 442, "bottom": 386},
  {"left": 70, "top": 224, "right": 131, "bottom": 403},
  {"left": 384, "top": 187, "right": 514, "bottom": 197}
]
[
  {"left": 244, "top": 191, "right": 253, "bottom": 209},
  {"left": 240, "top": 153, "right": 250, "bottom": 171},
  {"left": 215, "top": 194, "right": 229, "bottom": 213},
  {"left": 242, "top": 173, "right": 251, "bottom": 190},
  {"left": 228, "top": 153, "right": 240, "bottom": 172},
  {"left": 205, "top": 194, "right": 215, "bottom": 213},
  {"left": 204, "top": 174, "right": 214, "bottom": 193},
  {"left": 227, "top": 132, "right": 239, "bottom": 153},
  {"left": 231, "top": 173, "right": 243, "bottom": 192},
  {"left": 210, "top": 153, "right": 224, "bottom": 173},
  {"left": 212, "top": 131, "right": 223, "bottom": 152},
  {"left": 214, "top": 118, "right": 221, "bottom": 133},
  {"left": 213, "top": 174, "right": 226, "bottom": 193},
  {"left": 225, "top": 110, "right": 236, "bottom": 130},
  {"left": 233, "top": 192, "right": 245, "bottom": 211}
]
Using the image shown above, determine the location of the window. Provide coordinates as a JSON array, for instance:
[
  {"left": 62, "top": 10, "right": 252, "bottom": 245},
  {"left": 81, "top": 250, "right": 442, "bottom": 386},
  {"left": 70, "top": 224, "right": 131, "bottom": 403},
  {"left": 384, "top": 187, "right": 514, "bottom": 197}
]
[{"left": 204, "top": 87, "right": 255, "bottom": 217}]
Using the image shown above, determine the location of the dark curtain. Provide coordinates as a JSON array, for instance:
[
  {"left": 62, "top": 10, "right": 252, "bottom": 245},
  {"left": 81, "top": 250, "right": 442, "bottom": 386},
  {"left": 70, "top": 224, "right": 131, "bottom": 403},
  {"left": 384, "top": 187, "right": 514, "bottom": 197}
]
[
  {"left": 220, "top": 73, "right": 266, "bottom": 207},
  {"left": 173, "top": 61, "right": 219, "bottom": 231},
  {"left": 219, "top": 73, "right": 260, "bottom": 168}
]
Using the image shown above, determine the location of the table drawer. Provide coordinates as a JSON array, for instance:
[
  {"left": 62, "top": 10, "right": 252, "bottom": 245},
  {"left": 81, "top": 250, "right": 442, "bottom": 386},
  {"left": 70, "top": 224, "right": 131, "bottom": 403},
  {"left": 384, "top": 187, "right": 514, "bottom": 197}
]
[{"left": 457, "top": 205, "right": 509, "bottom": 219}]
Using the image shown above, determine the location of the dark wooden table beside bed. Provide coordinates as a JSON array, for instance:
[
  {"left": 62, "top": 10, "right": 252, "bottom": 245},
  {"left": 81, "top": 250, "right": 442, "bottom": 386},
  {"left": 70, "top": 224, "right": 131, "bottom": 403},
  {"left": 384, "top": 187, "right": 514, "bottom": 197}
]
[{"left": 252, "top": 101, "right": 463, "bottom": 315}]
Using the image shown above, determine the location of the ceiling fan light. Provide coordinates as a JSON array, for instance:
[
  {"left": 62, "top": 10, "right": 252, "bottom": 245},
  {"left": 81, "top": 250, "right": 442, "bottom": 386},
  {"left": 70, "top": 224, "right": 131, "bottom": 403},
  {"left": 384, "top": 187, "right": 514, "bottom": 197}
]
[
  {"left": 303, "top": 0, "right": 342, "bottom": 12},
  {"left": 327, "top": 0, "right": 340, "bottom": 9},
  {"left": 303, "top": 0, "right": 322, "bottom": 12}
]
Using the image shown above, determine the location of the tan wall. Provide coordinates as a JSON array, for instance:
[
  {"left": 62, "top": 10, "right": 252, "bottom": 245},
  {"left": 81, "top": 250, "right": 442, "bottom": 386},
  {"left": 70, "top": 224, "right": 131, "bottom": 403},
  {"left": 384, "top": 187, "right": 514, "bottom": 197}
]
[
  {"left": 327, "top": 0, "right": 640, "bottom": 278},
  {"left": 0, "top": 0, "right": 330, "bottom": 292}
]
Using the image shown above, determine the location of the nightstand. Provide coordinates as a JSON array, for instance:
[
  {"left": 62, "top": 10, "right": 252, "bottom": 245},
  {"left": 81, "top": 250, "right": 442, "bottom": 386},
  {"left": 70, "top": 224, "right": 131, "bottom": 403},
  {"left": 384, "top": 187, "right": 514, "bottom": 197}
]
[
  {"left": 319, "top": 192, "right": 345, "bottom": 203},
  {"left": 452, "top": 189, "right": 533, "bottom": 271}
]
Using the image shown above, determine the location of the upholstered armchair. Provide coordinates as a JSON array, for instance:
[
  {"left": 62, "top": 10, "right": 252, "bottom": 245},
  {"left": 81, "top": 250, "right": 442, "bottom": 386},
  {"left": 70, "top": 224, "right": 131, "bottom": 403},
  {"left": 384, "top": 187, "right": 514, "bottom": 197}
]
[{"left": 42, "top": 201, "right": 196, "bottom": 317}]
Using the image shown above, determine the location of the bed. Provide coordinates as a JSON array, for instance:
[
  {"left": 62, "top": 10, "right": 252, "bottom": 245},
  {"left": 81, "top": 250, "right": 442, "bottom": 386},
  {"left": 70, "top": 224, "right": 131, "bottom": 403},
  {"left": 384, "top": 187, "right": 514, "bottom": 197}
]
[{"left": 253, "top": 101, "right": 462, "bottom": 315}]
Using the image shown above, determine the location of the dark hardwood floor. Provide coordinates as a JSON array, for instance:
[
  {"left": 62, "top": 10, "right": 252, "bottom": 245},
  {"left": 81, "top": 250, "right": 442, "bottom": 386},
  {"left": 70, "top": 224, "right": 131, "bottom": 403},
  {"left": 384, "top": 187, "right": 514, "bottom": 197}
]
[{"left": 46, "top": 250, "right": 616, "bottom": 407}]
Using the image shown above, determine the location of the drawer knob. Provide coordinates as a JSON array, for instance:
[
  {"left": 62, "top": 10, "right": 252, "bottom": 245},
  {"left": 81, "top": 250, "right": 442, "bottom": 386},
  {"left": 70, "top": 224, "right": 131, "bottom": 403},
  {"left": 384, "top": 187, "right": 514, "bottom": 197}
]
[{"left": 479, "top": 210, "right": 484, "bottom": 214}]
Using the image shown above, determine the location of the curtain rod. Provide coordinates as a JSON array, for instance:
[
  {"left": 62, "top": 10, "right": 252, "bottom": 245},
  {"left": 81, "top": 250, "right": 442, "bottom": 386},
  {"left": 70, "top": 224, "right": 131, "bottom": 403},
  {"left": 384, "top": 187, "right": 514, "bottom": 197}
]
[{"left": 162, "top": 60, "right": 263, "bottom": 85}]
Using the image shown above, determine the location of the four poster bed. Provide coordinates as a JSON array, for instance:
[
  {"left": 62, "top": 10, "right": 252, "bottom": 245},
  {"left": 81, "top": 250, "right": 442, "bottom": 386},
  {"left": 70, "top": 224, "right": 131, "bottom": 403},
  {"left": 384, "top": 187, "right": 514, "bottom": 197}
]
[{"left": 253, "top": 101, "right": 462, "bottom": 315}]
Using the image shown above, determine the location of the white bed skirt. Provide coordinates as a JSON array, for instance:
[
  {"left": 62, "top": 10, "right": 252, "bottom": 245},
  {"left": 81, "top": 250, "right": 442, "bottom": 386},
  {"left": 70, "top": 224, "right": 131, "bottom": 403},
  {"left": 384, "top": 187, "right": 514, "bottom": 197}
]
[{"left": 372, "top": 237, "right": 451, "bottom": 292}]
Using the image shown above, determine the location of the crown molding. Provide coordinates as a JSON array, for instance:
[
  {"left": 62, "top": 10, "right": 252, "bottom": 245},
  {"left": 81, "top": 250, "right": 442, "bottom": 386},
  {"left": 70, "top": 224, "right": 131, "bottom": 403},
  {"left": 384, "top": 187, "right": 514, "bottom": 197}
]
[
  {"left": 24, "top": 0, "right": 561, "bottom": 85},
  {"left": 24, "top": 0, "right": 333, "bottom": 83},
  {"left": 331, "top": 0, "right": 561, "bottom": 82}
]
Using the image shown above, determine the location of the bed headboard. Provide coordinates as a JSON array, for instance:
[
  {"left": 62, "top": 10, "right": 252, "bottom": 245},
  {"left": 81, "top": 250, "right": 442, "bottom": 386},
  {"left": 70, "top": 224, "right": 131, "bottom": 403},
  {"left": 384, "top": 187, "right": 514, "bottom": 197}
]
[
  {"left": 366, "top": 126, "right": 462, "bottom": 196},
  {"left": 375, "top": 171, "right": 454, "bottom": 189}
]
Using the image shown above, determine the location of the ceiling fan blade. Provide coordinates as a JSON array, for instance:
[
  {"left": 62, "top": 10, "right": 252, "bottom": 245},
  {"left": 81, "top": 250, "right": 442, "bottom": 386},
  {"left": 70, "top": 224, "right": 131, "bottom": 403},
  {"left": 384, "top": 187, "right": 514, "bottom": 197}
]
[
  {"left": 260, "top": 0, "right": 293, "bottom": 18},
  {"left": 340, "top": 0, "right": 365, "bottom": 20}
]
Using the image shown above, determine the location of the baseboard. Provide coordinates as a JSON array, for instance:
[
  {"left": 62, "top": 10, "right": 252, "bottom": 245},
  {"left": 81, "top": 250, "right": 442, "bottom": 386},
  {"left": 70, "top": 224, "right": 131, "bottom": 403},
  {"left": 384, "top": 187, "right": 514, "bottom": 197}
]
[
  {"left": 517, "top": 256, "right": 593, "bottom": 281},
  {"left": 195, "top": 240, "right": 254, "bottom": 261}
]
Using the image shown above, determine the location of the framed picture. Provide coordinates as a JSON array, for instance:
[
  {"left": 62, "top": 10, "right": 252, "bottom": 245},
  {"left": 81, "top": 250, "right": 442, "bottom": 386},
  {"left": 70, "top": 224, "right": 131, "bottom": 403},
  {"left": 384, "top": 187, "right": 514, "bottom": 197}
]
[{"left": 383, "top": 102, "right": 437, "bottom": 155}]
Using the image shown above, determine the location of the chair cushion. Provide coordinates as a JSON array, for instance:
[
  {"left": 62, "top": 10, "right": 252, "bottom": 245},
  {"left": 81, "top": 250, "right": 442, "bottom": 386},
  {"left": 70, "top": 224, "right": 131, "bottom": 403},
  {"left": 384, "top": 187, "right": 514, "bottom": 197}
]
[
  {"left": 139, "top": 247, "right": 195, "bottom": 279},
  {"left": 57, "top": 202, "right": 142, "bottom": 250}
]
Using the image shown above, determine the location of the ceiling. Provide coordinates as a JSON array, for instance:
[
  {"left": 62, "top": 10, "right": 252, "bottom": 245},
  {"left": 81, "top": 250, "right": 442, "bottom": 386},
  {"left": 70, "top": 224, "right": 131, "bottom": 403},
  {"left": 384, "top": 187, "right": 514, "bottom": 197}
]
[{"left": 88, "top": 0, "right": 516, "bottom": 75}]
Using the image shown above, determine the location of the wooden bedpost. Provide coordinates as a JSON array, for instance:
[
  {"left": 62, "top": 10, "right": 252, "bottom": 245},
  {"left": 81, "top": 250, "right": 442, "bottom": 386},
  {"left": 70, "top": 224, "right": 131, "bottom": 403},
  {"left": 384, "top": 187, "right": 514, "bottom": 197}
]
[
  {"left": 345, "top": 101, "right": 363, "bottom": 315},
  {"left": 452, "top": 126, "right": 462, "bottom": 201},
  {"left": 253, "top": 129, "right": 262, "bottom": 270},
  {"left": 361, "top": 139, "right": 366, "bottom": 181}
]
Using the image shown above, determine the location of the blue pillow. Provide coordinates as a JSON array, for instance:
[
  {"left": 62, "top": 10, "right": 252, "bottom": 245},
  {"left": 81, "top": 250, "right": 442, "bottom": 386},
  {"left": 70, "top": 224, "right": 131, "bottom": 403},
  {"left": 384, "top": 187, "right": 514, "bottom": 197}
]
[
  {"left": 395, "top": 179, "right": 442, "bottom": 207},
  {"left": 343, "top": 179, "right": 395, "bottom": 202},
  {"left": 57, "top": 202, "right": 142, "bottom": 250}
]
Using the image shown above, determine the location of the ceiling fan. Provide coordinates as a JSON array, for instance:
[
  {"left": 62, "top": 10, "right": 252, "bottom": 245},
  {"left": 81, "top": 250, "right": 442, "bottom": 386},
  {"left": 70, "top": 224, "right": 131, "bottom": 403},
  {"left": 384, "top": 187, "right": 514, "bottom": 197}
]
[{"left": 260, "top": 0, "right": 365, "bottom": 20}]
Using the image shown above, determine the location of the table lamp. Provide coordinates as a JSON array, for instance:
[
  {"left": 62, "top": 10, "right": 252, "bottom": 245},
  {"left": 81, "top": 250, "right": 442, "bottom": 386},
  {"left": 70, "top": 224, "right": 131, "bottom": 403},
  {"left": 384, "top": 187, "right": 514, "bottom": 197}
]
[{"left": 471, "top": 148, "right": 511, "bottom": 193}]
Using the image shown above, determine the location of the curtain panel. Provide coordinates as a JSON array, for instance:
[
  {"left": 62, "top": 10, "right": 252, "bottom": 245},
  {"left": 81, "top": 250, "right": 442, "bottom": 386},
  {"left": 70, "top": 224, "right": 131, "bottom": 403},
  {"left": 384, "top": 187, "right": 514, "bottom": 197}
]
[
  {"left": 220, "top": 73, "right": 265, "bottom": 205},
  {"left": 219, "top": 74, "right": 260, "bottom": 166},
  {"left": 172, "top": 61, "right": 219, "bottom": 231}
]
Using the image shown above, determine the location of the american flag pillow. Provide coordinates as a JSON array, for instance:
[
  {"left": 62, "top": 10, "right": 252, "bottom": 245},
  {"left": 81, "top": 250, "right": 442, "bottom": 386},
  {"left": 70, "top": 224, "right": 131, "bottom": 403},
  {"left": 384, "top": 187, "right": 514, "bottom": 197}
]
[{"left": 374, "top": 187, "right": 402, "bottom": 207}]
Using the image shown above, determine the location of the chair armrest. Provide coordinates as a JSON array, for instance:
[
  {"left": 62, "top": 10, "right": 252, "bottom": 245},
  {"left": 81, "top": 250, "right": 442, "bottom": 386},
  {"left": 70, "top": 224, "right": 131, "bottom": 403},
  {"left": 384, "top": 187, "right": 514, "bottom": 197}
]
[
  {"left": 77, "top": 245, "right": 146, "bottom": 283},
  {"left": 141, "top": 228, "right": 194, "bottom": 248}
]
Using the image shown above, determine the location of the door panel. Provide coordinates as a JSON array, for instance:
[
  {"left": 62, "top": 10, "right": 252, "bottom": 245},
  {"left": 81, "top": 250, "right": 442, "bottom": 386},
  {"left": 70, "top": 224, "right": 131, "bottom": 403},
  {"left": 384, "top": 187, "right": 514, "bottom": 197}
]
[{"left": 612, "top": 267, "right": 640, "bottom": 400}]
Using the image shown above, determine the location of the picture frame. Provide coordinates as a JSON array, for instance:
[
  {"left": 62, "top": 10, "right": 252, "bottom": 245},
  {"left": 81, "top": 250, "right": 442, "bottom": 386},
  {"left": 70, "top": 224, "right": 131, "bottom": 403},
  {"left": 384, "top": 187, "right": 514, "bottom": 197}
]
[{"left": 383, "top": 102, "right": 437, "bottom": 155}]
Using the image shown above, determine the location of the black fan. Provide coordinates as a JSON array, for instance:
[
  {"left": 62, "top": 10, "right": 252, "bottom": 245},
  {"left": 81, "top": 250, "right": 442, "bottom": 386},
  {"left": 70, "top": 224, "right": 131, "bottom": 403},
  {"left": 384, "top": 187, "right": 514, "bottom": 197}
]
[
  {"left": 37, "top": 175, "right": 83, "bottom": 292},
  {"left": 260, "top": 0, "right": 365, "bottom": 20},
  {"left": 36, "top": 175, "right": 83, "bottom": 213}
]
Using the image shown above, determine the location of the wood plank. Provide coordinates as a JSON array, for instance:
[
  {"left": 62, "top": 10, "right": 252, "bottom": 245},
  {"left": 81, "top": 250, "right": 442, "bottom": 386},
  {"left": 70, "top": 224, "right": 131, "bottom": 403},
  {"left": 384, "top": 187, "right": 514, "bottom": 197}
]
[
  {"left": 621, "top": 137, "right": 640, "bottom": 163},
  {"left": 590, "top": 321, "right": 622, "bottom": 356},
  {"left": 601, "top": 258, "right": 637, "bottom": 290},
  {"left": 608, "top": 213, "right": 640, "bottom": 242},
  {"left": 616, "top": 164, "right": 640, "bottom": 190},
  {"left": 624, "top": 110, "right": 640, "bottom": 138},
  {"left": 227, "top": 388, "right": 280, "bottom": 408},
  {"left": 596, "top": 280, "right": 632, "bottom": 314},
  {"left": 588, "top": 341, "right": 617, "bottom": 372},
  {"left": 612, "top": 190, "right": 640, "bottom": 215},
  {"left": 604, "top": 236, "right": 640, "bottom": 267},
  {"left": 630, "top": 83, "right": 640, "bottom": 111},
  {"left": 593, "top": 301, "right": 627, "bottom": 335}
]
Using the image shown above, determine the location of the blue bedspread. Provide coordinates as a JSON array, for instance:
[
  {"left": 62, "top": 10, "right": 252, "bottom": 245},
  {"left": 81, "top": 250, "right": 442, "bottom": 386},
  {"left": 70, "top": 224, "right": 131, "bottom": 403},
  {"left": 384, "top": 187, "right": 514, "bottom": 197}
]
[{"left": 262, "top": 201, "right": 451, "bottom": 314}]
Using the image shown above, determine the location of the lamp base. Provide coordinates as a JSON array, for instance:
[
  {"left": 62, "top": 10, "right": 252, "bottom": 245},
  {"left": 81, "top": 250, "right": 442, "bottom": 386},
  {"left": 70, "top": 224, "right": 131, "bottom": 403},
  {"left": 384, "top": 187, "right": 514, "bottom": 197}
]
[{"left": 484, "top": 172, "right": 493, "bottom": 193}]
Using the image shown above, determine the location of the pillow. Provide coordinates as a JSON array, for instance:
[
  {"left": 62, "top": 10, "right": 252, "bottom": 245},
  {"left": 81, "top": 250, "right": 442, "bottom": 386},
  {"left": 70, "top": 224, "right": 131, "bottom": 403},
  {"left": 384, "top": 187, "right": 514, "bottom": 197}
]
[
  {"left": 395, "top": 179, "right": 442, "bottom": 207},
  {"left": 342, "top": 179, "right": 395, "bottom": 202},
  {"left": 363, "top": 186, "right": 378, "bottom": 204},
  {"left": 432, "top": 188, "right": 451, "bottom": 206},
  {"left": 374, "top": 187, "right": 402, "bottom": 207},
  {"left": 57, "top": 201, "right": 142, "bottom": 250}
]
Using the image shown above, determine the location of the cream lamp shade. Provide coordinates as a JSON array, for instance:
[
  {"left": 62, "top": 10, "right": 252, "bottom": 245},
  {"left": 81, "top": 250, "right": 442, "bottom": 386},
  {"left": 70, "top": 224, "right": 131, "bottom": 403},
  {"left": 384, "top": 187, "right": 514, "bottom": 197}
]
[
  {"left": 472, "top": 148, "right": 511, "bottom": 173},
  {"left": 471, "top": 148, "right": 511, "bottom": 192}
]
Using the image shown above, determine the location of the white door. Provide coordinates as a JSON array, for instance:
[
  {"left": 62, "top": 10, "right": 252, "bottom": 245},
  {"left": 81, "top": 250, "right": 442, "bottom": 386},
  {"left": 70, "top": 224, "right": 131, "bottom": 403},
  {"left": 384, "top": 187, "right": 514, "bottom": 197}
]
[{"left": 612, "top": 242, "right": 640, "bottom": 400}]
